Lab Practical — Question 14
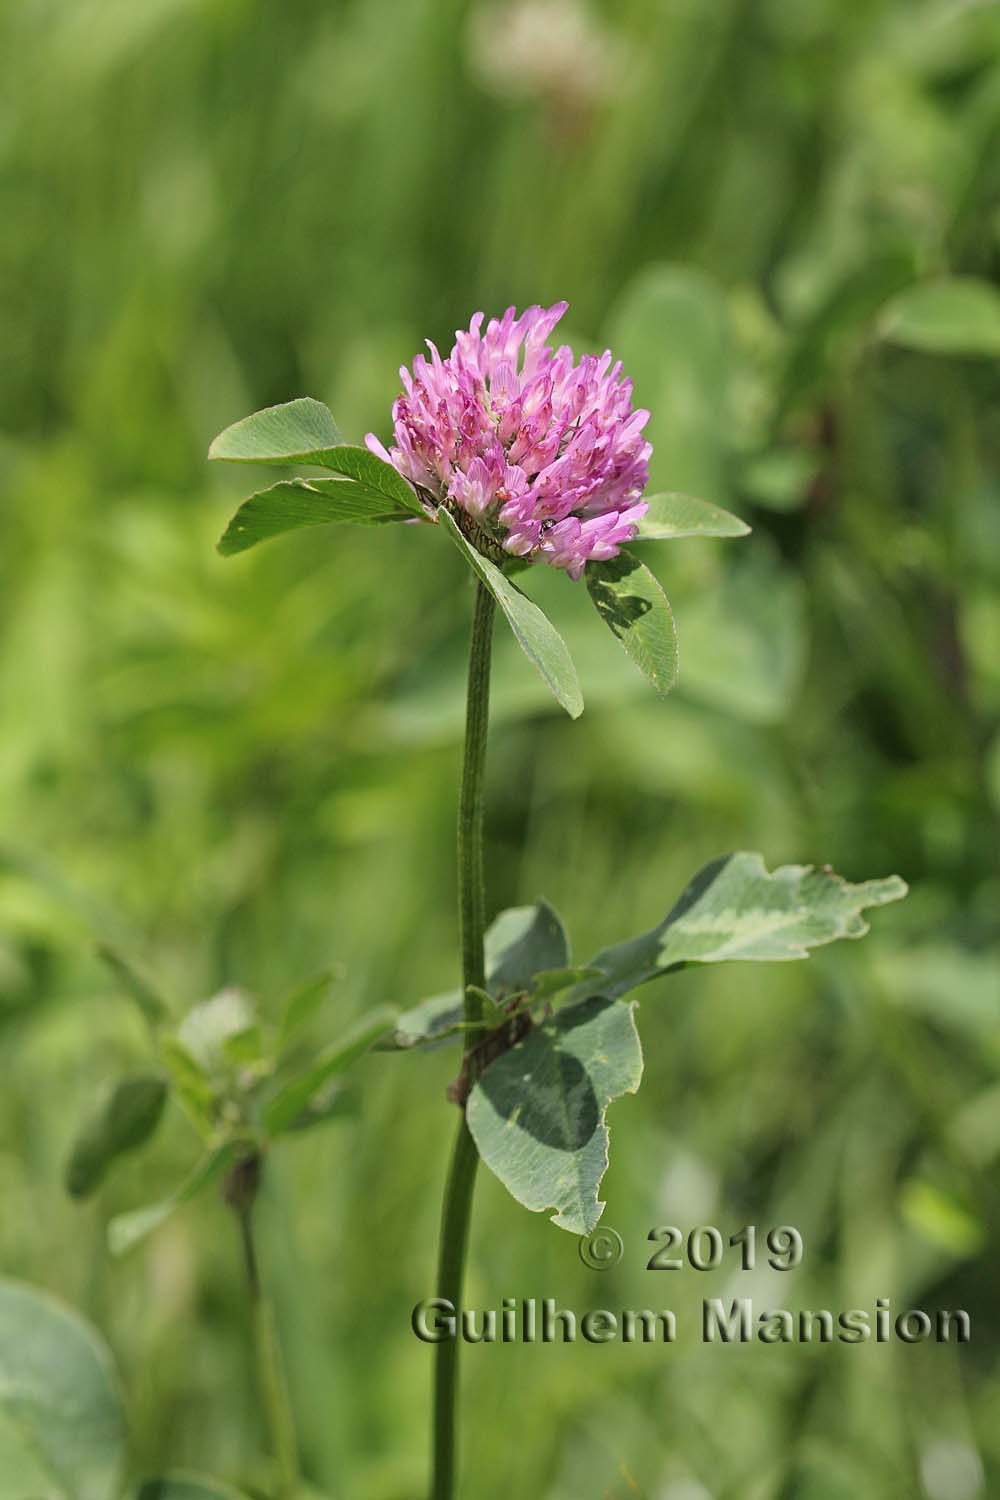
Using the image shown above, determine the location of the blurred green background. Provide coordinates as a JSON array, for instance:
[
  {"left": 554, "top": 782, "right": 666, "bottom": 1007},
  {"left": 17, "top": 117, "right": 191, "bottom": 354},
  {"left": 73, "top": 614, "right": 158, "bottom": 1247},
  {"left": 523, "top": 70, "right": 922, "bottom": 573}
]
[{"left": 2, "top": 0, "right": 999, "bottom": 1497}]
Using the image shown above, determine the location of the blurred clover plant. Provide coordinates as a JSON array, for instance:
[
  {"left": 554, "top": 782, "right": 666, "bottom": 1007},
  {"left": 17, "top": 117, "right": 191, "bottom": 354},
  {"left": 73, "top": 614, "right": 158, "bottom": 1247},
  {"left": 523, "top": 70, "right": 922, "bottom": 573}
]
[
  {"left": 63, "top": 946, "right": 394, "bottom": 1500},
  {"left": 208, "top": 303, "right": 908, "bottom": 1500}
]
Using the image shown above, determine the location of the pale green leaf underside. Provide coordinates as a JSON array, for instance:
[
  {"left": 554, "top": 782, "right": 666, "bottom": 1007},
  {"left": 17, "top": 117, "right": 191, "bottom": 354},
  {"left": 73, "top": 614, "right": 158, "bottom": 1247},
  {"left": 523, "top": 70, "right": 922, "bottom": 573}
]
[
  {"left": 467, "top": 996, "right": 643, "bottom": 1236},
  {"left": 586, "top": 548, "right": 678, "bottom": 697},
  {"left": 217, "top": 479, "right": 413, "bottom": 555},
  {"left": 137, "top": 1474, "right": 253, "bottom": 1500},
  {"left": 635, "top": 491, "right": 750, "bottom": 541},
  {"left": 262, "top": 1005, "right": 397, "bottom": 1135},
  {"left": 0, "top": 1280, "right": 127, "bottom": 1500},
  {"left": 878, "top": 277, "right": 1000, "bottom": 357},
  {"left": 571, "top": 852, "right": 908, "bottom": 1002},
  {"left": 438, "top": 509, "right": 583, "bottom": 719},
  {"left": 383, "top": 902, "right": 568, "bottom": 1049},
  {"left": 108, "top": 1142, "right": 240, "bottom": 1256}
]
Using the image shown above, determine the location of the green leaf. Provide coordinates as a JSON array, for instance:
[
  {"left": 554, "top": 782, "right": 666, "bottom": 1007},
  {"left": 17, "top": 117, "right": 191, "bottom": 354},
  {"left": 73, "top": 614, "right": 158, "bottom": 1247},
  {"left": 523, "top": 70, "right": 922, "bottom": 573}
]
[
  {"left": 0, "top": 1279, "right": 127, "bottom": 1500},
  {"left": 177, "top": 988, "right": 256, "bottom": 1073},
  {"left": 136, "top": 1474, "right": 253, "bottom": 1500},
  {"left": 383, "top": 902, "right": 571, "bottom": 1049},
  {"left": 585, "top": 549, "right": 678, "bottom": 698},
  {"left": 262, "top": 1006, "right": 396, "bottom": 1136},
  {"left": 378, "top": 989, "right": 465, "bottom": 1051},
  {"left": 465, "top": 984, "right": 507, "bottom": 1028},
  {"left": 570, "top": 853, "right": 908, "bottom": 1002},
  {"left": 634, "top": 492, "right": 750, "bottom": 541},
  {"left": 221, "top": 1024, "right": 266, "bottom": 1067},
  {"left": 878, "top": 277, "right": 1000, "bottom": 357},
  {"left": 485, "top": 900, "right": 570, "bottom": 993},
  {"left": 529, "top": 966, "right": 603, "bottom": 1001},
  {"left": 97, "top": 945, "right": 169, "bottom": 1029},
  {"left": 209, "top": 398, "right": 426, "bottom": 517},
  {"left": 65, "top": 1074, "right": 169, "bottom": 1199},
  {"left": 159, "top": 1037, "right": 215, "bottom": 1133},
  {"left": 108, "top": 1142, "right": 240, "bottom": 1256},
  {"left": 217, "top": 479, "right": 414, "bottom": 556},
  {"left": 466, "top": 996, "right": 644, "bottom": 1235},
  {"left": 278, "top": 968, "right": 342, "bottom": 1051},
  {"left": 208, "top": 398, "right": 344, "bottom": 461},
  {"left": 438, "top": 509, "right": 583, "bottom": 719}
]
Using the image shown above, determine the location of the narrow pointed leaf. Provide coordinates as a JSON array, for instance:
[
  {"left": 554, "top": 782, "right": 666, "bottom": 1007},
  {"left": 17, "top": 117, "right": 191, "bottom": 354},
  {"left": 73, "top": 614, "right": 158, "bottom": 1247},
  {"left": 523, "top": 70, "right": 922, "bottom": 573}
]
[
  {"left": 467, "top": 996, "right": 643, "bottom": 1235},
  {"left": 439, "top": 508, "right": 583, "bottom": 718},
  {"left": 98, "top": 945, "right": 169, "bottom": 1029},
  {"left": 878, "top": 277, "right": 1000, "bottom": 357},
  {"left": 65, "top": 1074, "right": 169, "bottom": 1199},
  {"left": 108, "top": 1142, "right": 241, "bottom": 1256},
  {"left": 262, "top": 1005, "right": 396, "bottom": 1136},
  {"left": 278, "top": 968, "right": 342, "bottom": 1051},
  {"left": 570, "top": 853, "right": 908, "bottom": 1002},
  {"left": 159, "top": 1037, "right": 215, "bottom": 1134},
  {"left": 217, "top": 479, "right": 414, "bottom": 556},
  {"left": 0, "top": 1280, "right": 127, "bottom": 1500},
  {"left": 635, "top": 492, "right": 750, "bottom": 541},
  {"left": 586, "top": 548, "right": 678, "bottom": 697}
]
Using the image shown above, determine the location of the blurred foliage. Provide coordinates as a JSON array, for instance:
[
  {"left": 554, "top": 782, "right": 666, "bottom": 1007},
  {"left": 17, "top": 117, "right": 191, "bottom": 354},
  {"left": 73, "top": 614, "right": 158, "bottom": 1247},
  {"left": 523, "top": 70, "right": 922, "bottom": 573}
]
[{"left": 0, "top": 0, "right": 998, "bottom": 1497}]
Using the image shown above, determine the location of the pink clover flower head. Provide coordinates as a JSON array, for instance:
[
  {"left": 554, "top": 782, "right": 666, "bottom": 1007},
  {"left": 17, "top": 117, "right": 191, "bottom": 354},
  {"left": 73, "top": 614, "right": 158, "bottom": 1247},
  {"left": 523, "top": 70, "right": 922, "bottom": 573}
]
[{"left": 366, "top": 303, "right": 651, "bottom": 580}]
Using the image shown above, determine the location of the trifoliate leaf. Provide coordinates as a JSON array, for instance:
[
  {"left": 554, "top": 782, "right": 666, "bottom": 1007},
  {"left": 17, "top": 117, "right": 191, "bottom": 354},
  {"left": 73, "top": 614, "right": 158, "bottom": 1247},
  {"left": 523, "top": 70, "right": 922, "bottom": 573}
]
[
  {"left": 467, "top": 996, "right": 643, "bottom": 1235},
  {"left": 209, "top": 399, "right": 426, "bottom": 520},
  {"left": 586, "top": 549, "right": 678, "bottom": 697},
  {"left": 382, "top": 902, "right": 571, "bottom": 1050}
]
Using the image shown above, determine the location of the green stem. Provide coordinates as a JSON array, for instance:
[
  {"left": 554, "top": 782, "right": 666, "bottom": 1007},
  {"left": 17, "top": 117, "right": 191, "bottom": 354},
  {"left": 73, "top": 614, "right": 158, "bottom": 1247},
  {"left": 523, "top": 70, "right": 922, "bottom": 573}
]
[
  {"left": 232, "top": 1166, "right": 301, "bottom": 1499},
  {"left": 431, "top": 580, "right": 496, "bottom": 1500}
]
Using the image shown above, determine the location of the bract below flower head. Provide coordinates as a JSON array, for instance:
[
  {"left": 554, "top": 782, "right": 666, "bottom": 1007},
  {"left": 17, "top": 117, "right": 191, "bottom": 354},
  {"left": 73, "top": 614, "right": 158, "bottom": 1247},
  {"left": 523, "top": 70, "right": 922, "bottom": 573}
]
[{"left": 366, "top": 303, "right": 651, "bottom": 580}]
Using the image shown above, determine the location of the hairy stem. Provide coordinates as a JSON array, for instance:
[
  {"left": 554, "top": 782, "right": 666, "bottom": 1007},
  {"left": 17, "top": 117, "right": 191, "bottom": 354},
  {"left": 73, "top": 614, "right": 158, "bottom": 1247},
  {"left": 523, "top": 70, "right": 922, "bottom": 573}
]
[
  {"left": 431, "top": 580, "right": 496, "bottom": 1500},
  {"left": 228, "top": 1156, "right": 301, "bottom": 1499}
]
